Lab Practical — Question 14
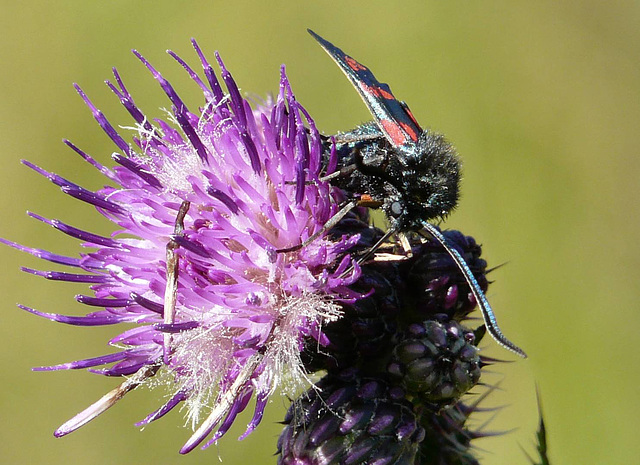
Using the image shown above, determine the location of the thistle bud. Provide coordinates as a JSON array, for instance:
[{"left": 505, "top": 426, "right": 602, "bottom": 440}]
[{"left": 387, "top": 319, "right": 481, "bottom": 403}]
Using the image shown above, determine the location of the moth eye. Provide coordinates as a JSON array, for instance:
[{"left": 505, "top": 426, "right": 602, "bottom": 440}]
[{"left": 390, "top": 201, "right": 404, "bottom": 217}]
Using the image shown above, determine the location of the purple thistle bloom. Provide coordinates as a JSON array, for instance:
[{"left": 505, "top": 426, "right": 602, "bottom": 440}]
[{"left": 3, "top": 40, "right": 362, "bottom": 453}]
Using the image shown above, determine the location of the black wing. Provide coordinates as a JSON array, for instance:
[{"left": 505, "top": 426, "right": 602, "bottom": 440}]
[{"left": 308, "top": 29, "right": 422, "bottom": 149}]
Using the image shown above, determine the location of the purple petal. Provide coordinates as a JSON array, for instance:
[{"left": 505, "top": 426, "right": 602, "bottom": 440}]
[
  {"left": 133, "top": 50, "right": 210, "bottom": 163},
  {"left": 172, "top": 235, "right": 211, "bottom": 258},
  {"left": 22, "top": 160, "right": 125, "bottom": 214},
  {"left": 215, "top": 52, "right": 246, "bottom": 127},
  {"left": 63, "top": 139, "right": 116, "bottom": 180},
  {"left": 18, "top": 304, "right": 137, "bottom": 326},
  {"left": 33, "top": 350, "right": 131, "bottom": 371},
  {"left": 154, "top": 321, "right": 199, "bottom": 333},
  {"left": 27, "top": 212, "right": 120, "bottom": 247},
  {"left": 203, "top": 387, "right": 253, "bottom": 448},
  {"left": 111, "top": 153, "right": 162, "bottom": 189},
  {"left": 173, "top": 106, "right": 210, "bottom": 163},
  {"left": 105, "top": 68, "right": 163, "bottom": 147},
  {"left": 238, "top": 391, "right": 268, "bottom": 440},
  {"left": 136, "top": 389, "right": 189, "bottom": 426},
  {"left": 191, "top": 39, "right": 225, "bottom": 104},
  {"left": 133, "top": 50, "right": 190, "bottom": 114},
  {"left": 0, "top": 238, "right": 82, "bottom": 267},
  {"left": 130, "top": 293, "right": 164, "bottom": 314},
  {"left": 74, "top": 84, "right": 132, "bottom": 156},
  {"left": 21, "top": 267, "right": 110, "bottom": 283},
  {"left": 206, "top": 187, "right": 239, "bottom": 214},
  {"left": 75, "top": 295, "right": 131, "bottom": 307},
  {"left": 92, "top": 358, "right": 150, "bottom": 376},
  {"left": 167, "top": 49, "right": 213, "bottom": 99}
]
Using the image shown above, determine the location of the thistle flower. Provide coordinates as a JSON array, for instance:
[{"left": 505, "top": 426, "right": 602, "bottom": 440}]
[{"left": 2, "top": 41, "right": 362, "bottom": 453}]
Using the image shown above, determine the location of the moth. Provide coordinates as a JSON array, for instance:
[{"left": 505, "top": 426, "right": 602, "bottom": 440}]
[{"left": 309, "top": 29, "right": 526, "bottom": 358}]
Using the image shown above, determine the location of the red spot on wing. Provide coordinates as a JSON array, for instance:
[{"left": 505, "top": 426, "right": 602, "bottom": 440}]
[
  {"left": 360, "top": 82, "right": 376, "bottom": 97},
  {"left": 345, "top": 56, "right": 367, "bottom": 72},
  {"left": 375, "top": 86, "right": 394, "bottom": 100},
  {"left": 405, "top": 108, "right": 420, "bottom": 129},
  {"left": 380, "top": 119, "right": 410, "bottom": 146},
  {"left": 400, "top": 121, "right": 419, "bottom": 142},
  {"left": 361, "top": 82, "right": 394, "bottom": 101}
]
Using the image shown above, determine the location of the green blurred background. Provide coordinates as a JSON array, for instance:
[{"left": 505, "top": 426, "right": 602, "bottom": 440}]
[{"left": 1, "top": 1, "right": 638, "bottom": 464}]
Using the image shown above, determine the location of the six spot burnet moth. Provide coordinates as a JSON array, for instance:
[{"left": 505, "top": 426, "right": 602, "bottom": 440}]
[{"left": 308, "top": 29, "right": 526, "bottom": 358}]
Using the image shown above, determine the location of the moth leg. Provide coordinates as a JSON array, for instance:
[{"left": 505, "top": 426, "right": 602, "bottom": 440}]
[
  {"left": 277, "top": 200, "right": 358, "bottom": 254},
  {"left": 286, "top": 165, "right": 355, "bottom": 186},
  {"left": 357, "top": 226, "right": 396, "bottom": 263},
  {"left": 163, "top": 200, "right": 191, "bottom": 365},
  {"left": 319, "top": 163, "right": 357, "bottom": 182},
  {"left": 333, "top": 130, "right": 382, "bottom": 145}
]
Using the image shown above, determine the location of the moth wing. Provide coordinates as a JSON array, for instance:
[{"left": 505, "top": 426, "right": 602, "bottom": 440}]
[{"left": 309, "top": 29, "right": 422, "bottom": 148}]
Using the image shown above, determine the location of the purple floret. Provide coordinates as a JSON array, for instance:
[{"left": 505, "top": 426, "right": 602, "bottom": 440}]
[{"left": 4, "top": 40, "right": 361, "bottom": 452}]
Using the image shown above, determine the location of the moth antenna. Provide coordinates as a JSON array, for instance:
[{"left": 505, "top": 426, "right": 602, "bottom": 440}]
[{"left": 421, "top": 222, "right": 527, "bottom": 358}]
